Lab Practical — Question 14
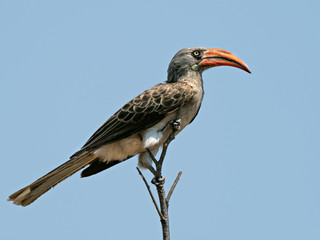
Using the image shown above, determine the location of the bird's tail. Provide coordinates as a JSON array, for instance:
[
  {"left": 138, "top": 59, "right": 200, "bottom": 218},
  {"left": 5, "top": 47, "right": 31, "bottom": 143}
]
[{"left": 8, "top": 151, "right": 96, "bottom": 207}]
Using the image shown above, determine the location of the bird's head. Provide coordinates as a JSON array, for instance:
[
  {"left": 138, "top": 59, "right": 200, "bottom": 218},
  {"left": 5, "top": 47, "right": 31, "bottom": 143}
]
[{"left": 167, "top": 47, "right": 251, "bottom": 83}]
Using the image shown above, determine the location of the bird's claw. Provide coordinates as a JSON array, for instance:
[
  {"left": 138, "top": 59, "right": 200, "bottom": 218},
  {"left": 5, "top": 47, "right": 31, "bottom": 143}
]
[
  {"left": 151, "top": 176, "right": 165, "bottom": 186},
  {"left": 170, "top": 118, "right": 181, "bottom": 131}
]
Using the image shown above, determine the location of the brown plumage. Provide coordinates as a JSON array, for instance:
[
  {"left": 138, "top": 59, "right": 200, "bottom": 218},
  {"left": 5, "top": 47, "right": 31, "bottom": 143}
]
[
  {"left": 8, "top": 152, "right": 95, "bottom": 206},
  {"left": 78, "top": 82, "right": 194, "bottom": 152},
  {"left": 8, "top": 47, "right": 250, "bottom": 206}
]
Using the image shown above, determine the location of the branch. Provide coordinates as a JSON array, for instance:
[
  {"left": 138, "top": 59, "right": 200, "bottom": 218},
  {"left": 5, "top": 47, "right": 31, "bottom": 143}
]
[
  {"left": 166, "top": 171, "right": 182, "bottom": 206},
  {"left": 137, "top": 118, "right": 182, "bottom": 240},
  {"left": 136, "top": 167, "right": 163, "bottom": 220}
]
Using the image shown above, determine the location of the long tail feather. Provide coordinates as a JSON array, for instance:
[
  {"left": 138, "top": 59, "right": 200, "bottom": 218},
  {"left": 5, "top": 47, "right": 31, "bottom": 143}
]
[{"left": 8, "top": 152, "right": 96, "bottom": 207}]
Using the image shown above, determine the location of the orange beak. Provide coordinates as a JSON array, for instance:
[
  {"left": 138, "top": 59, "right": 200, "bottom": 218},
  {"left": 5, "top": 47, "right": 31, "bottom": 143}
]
[{"left": 199, "top": 48, "right": 251, "bottom": 73}]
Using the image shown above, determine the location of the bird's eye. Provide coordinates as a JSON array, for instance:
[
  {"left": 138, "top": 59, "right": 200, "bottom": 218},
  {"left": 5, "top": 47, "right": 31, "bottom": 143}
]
[{"left": 192, "top": 50, "right": 201, "bottom": 58}]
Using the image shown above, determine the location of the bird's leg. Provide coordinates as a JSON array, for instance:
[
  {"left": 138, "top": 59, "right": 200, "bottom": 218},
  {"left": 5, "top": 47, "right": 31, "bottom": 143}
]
[
  {"left": 160, "top": 118, "right": 181, "bottom": 133},
  {"left": 145, "top": 148, "right": 158, "bottom": 175},
  {"left": 143, "top": 119, "right": 181, "bottom": 186},
  {"left": 146, "top": 148, "right": 158, "bottom": 165},
  {"left": 150, "top": 119, "right": 181, "bottom": 186},
  {"left": 146, "top": 149, "right": 166, "bottom": 185},
  {"left": 146, "top": 164, "right": 157, "bottom": 176}
]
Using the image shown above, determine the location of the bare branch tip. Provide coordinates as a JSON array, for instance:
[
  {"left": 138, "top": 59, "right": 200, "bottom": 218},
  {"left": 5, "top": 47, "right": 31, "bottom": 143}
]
[{"left": 166, "top": 171, "right": 183, "bottom": 204}]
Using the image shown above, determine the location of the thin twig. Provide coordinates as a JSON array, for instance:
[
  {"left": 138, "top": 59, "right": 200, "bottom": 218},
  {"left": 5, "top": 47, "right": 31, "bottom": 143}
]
[
  {"left": 146, "top": 148, "right": 158, "bottom": 165},
  {"left": 136, "top": 167, "right": 163, "bottom": 220},
  {"left": 166, "top": 171, "right": 182, "bottom": 205}
]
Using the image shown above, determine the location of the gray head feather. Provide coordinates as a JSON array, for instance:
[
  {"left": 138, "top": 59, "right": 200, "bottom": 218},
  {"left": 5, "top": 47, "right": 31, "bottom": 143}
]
[{"left": 167, "top": 47, "right": 207, "bottom": 83}]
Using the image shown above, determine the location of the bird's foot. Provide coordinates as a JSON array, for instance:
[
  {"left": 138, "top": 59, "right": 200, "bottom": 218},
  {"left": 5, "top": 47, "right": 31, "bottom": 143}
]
[
  {"left": 151, "top": 176, "right": 165, "bottom": 187},
  {"left": 169, "top": 118, "right": 181, "bottom": 132},
  {"left": 160, "top": 118, "right": 181, "bottom": 133}
]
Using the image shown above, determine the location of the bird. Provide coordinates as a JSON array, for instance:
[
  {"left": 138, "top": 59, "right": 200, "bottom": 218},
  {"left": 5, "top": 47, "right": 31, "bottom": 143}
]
[{"left": 8, "top": 47, "right": 251, "bottom": 206}]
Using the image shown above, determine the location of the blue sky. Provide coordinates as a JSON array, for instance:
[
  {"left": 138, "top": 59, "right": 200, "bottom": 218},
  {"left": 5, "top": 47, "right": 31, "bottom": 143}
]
[{"left": 1, "top": 1, "right": 319, "bottom": 239}]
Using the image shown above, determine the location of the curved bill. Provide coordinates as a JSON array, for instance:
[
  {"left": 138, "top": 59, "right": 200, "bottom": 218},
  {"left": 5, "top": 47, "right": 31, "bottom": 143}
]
[{"left": 199, "top": 48, "right": 251, "bottom": 73}]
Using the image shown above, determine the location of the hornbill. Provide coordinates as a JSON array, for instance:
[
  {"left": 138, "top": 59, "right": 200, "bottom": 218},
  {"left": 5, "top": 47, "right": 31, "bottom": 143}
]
[{"left": 8, "top": 47, "right": 250, "bottom": 206}]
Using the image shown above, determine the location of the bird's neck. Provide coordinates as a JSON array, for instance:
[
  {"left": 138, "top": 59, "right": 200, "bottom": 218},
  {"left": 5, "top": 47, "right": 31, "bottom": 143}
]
[
  {"left": 176, "top": 70, "right": 204, "bottom": 89},
  {"left": 167, "top": 67, "right": 203, "bottom": 85}
]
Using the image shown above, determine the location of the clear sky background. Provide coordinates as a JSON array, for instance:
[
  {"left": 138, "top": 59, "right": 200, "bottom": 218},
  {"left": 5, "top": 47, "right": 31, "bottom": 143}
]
[{"left": 1, "top": 1, "right": 319, "bottom": 239}]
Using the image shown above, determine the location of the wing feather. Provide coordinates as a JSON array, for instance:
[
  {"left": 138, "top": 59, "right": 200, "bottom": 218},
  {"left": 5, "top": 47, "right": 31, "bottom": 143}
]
[{"left": 78, "top": 82, "right": 194, "bottom": 153}]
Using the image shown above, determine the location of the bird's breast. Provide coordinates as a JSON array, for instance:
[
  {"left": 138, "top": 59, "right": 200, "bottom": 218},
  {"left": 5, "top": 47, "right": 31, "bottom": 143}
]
[
  {"left": 178, "top": 97, "right": 202, "bottom": 130},
  {"left": 178, "top": 86, "right": 204, "bottom": 129}
]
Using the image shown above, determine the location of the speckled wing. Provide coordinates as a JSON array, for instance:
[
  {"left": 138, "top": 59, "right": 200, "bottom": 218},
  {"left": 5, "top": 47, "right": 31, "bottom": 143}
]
[{"left": 79, "top": 82, "right": 194, "bottom": 152}]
